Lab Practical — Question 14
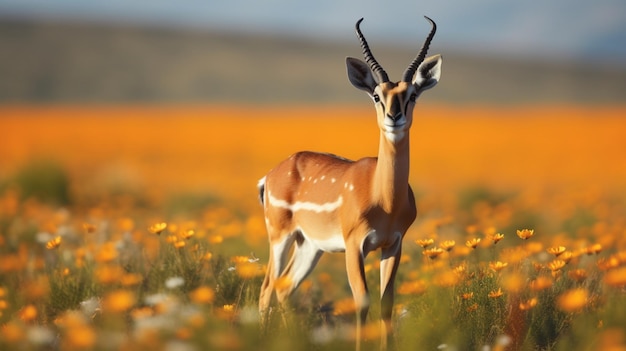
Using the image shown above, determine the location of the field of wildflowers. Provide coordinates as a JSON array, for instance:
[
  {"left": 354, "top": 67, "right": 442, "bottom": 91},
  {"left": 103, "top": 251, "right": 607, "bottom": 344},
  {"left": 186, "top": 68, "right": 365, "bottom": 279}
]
[{"left": 1, "top": 105, "right": 626, "bottom": 350}]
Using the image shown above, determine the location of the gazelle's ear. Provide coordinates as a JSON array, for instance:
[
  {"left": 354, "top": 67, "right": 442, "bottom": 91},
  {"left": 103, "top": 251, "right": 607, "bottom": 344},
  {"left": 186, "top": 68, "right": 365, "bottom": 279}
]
[
  {"left": 346, "top": 57, "right": 377, "bottom": 94},
  {"left": 412, "top": 54, "right": 442, "bottom": 92}
]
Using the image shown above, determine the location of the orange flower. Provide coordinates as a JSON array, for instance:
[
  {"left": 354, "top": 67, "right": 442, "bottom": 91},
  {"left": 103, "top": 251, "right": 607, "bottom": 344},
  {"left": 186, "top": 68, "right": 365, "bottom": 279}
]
[
  {"left": 333, "top": 298, "right": 357, "bottom": 316},
  {"left": 45, "top": 236, "right": 62, "bottom": 250},
  {"left": 568, "top": 269, "right": 588, "bottom": 282},
  {"left": 274, "top": 276, "right": 293, "bottom": 292},
  {"left": 423, "top": 247, "right": 444, "bottom": 259},
  {"left": 82, "top": 223, "right": 96, "bottom": 234},
  {"left": 461, "top": 292, "right": 474, "bottom": 300},
  {"left": 148, "top": 222, "right": 167, "bottom": 235},
  {"left": 488, "top": 288, "right": 503, "bottom": 299},
  {"left": 190, "top": 286, "right": 215, "bottom": 304},
  {"left": 465, "top": 238, "right": 481, "bottom": 249},
  {"left": 547, "top": 246, "right": 566, "bottom": 257},
  {"left": 397, "top": 280, "right": 427, "bottom": 295},
  {"left": 530, "top": 276, "right": 553, "bottom": 291},
  {"left": 516, "top": 229, "right": 534, "bottom": 240},
  {"left": 557, "top": 288, "right": 588, "bottom": 312},
  {"left": 179, "top": 229, "right": 195, "bottom": 240},
  {"left": 439, "top": 240, "right": 456, "bottom": 251},
  {"left": 103, "top": 290, "right": 136, "bottom": 313},
  {"left": 491, "top": 233, "right": 505, "bottom": 244},
  {"left": 208, "top": 235, "right": 224, "bottom": 244},
  {"left": 466, "top": 303, "right": 478, "bottom": 312},
  {"left": 604, "top": 267, "right": 626, "bottom": 288},
  {"left": 548, "top": 259, "right": 566, "bottom": 272},
  {"left": 489, "top": 261, "right": 508, "bottom": 272},
  {"left": 235, "top": 262, "right": 263, "bottom": 279},
  {"left": 18, "top": 304, "right": 37, "bottom": 322},
  {"left": 586, "top": 244, "right": 603, "bottom": 255},
  {"left": 519, "top": 298, "right": 538, "bottom": 311},
  {"left": 415, "top": 238, "right": 434, "bottom": 248}
]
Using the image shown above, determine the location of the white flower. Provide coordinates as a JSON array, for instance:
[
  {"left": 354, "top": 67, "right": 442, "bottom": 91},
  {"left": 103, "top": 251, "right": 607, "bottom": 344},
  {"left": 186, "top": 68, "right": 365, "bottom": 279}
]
[{"left": 165, "top": 276, "right": 185, "bottom": 289}]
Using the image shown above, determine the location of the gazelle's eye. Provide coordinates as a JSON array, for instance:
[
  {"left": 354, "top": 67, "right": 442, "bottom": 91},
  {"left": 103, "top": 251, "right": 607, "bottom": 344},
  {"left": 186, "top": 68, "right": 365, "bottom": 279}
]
[
  {"left": 409, "top": 93, "right": 417, "bottom": 102},
  {"left": 372, "top": 94, "right": 381, "bottom": 103}
]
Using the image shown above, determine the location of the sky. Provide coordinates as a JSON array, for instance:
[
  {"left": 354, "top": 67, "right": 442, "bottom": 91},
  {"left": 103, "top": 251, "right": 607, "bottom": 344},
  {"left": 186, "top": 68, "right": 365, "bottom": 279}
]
[{"left": 1, "top": 0, "right": 626, "bottom": 64}]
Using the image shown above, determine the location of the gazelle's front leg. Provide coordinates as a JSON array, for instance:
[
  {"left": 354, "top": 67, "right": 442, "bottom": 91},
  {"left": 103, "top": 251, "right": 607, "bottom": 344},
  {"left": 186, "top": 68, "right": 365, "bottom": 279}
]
[
  {"left": 345, "top": 238, "right": 370, "bottom": 351},
  {"left": 379, "top": 236, "right": 402, "bottom": 350}
]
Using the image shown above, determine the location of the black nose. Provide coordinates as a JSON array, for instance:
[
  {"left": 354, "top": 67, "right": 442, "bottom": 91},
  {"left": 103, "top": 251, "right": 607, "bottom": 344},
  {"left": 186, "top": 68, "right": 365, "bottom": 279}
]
[{"left": 387, "top": 113, "right": 403, "bottom": 122}]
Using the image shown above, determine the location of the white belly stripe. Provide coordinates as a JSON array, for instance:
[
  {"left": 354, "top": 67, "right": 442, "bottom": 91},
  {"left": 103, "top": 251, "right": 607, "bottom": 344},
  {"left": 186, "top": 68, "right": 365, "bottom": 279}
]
[{"left": 268, "top": 192, "right": 343, "bottom": 213}]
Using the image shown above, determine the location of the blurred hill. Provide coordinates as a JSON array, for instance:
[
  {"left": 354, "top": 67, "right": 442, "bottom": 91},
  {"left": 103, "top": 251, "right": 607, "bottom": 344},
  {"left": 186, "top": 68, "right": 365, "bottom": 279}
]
[{"left": 1, "top": 19, "right": 625, "bottom": 104}]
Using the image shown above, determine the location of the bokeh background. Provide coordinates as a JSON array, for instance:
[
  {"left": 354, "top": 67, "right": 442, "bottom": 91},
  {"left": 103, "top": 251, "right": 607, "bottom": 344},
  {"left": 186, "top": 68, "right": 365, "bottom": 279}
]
[
  {"left": 1, "top": 2, "right": 626, "bottom": 350},
  {"left": 1, "top": 0, "right": 625, "bottom": 104}
]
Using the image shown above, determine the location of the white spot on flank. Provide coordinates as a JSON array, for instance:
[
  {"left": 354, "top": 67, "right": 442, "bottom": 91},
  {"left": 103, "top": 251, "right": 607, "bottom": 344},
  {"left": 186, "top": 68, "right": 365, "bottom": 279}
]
[
  {"left": 331, "top": 178, "right": 336, "bottom": 183},
  {"left": 349, "top": 184, "right": 354, "bottom": 191},
  {"left": 313, "top": 178, "right": 318, "bottom": 184},
  {"left": 320, "top": 175, "right": 326, "bottom": 181},
  {"left": 268, "top": 192, "right": 343, "bottom": 213}
]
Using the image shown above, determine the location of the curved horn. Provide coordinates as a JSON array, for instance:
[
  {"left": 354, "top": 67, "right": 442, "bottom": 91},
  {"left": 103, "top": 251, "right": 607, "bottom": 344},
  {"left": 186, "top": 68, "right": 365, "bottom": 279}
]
[
  {"left": 355, "top": 18, "right": 389, "bottom": 83},
  {"left": 402, "top": 16, "right": 437, "bottom": 82}
]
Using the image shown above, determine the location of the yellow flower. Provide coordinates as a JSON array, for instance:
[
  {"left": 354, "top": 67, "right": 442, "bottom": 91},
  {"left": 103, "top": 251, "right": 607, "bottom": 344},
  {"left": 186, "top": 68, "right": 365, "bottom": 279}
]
[
  {"left": 439, "top": 240, "right": 456, "bottom": 251},
  {"left": 148, "top": 222, "right": 167, "bottom": 235},
  {"left": 489, "top": 261, "right": 508, "bottom": 272},
  {"left": 519, "top": 298, "right": 538, "bottom": 311},
  {"left": 516, "top": 229, "right": 534, "bottom": 240},
  {"left": 560, "top": 251, "right": 573, "bottom": 263},
  {"left": 180, "top": 229, "right": 195, "bottom": 240},
  {"left": 491, "top": 233, "right": 505, "bottom": 244},
  {"left": 415, "top": 238, "right": 434, "bottom": 248},
  {"left": 423, "top": 247, "right": 444, "bottom": 259},
  {"left": 547, "top": 246, "right": 566, "bottom": 257},
  {"left": 173, "top": 240, "right": 186, "bottom": 249},
  {"left": 466, "top": 303, "right": 478, "bottom": 312},
  {"left": 45, "top": 236, "right": 62, "bottom": 250},
  {"left": 548, "top": 259, "right": 566, "bottom": 272},
  {"left": 557, "top": 288, "right": 588, "bottom": 312},
  {"left": 488, "top": 288, "right": 504, "bottom": 299},
  {"left": 465, "top": 238, "right": 481, "bottom": 249}
]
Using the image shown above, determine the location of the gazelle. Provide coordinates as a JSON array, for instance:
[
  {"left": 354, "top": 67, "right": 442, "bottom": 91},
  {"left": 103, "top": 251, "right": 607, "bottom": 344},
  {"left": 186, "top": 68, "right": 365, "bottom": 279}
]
[{"left": 258, "top": 16, "right": 442, "bottom": 349}]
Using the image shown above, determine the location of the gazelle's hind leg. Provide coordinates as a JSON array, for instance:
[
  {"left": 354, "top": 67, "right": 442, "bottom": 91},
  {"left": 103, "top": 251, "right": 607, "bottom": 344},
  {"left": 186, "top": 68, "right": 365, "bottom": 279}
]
[
  {"left": 259, "top": 232, "right": 296, "bottom": 313},
  {"left": 275, "top": 233, "right": 323, "bottom": 304}
]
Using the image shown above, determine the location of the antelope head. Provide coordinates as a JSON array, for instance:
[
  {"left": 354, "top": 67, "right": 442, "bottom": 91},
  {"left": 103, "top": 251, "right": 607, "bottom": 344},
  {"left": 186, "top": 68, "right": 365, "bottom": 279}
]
[{"left": 346, "top": 16, "right": 442, "bottom": 143}]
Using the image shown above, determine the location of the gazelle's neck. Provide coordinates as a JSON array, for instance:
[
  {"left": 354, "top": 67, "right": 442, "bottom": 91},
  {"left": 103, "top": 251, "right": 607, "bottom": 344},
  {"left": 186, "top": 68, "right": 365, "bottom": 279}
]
[{"left": 373, "top": 132, "right": 411, "bottom": 212}]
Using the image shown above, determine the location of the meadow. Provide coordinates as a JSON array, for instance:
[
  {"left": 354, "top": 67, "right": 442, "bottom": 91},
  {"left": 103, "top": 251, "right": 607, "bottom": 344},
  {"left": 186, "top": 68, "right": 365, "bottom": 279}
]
[{"left": 1, "top": 104, "right": 626, "bottom": 350}]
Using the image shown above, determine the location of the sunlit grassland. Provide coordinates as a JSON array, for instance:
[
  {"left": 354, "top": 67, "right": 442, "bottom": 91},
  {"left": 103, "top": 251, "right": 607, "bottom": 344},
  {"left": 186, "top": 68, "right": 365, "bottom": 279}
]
[{"left": 1, "top": 105, "right": 626, "bottom": 350}]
